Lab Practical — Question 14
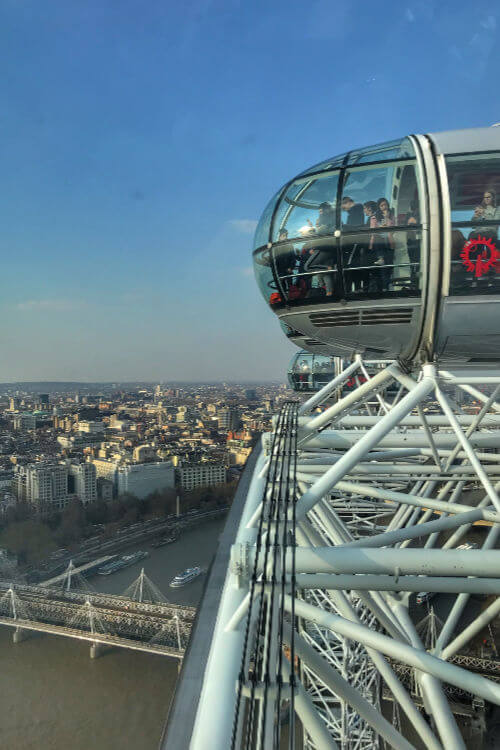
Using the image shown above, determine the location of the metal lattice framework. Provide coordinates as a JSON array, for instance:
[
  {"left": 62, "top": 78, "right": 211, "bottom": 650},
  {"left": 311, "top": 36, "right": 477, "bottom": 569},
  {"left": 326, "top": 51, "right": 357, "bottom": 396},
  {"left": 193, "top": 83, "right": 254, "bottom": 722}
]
[{"left": 192, "top": 357, "right": 500, "bottom": 749}]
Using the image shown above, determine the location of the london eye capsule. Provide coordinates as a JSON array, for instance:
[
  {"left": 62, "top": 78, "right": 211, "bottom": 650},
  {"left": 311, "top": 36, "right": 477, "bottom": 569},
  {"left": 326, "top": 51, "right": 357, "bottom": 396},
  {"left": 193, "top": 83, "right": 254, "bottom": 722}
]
[
  {"left": 287, "top": 351, "right": 339, "bottom": 392},
  {"left": 253, "top": 127, "right": 500, "bottom": 363}
]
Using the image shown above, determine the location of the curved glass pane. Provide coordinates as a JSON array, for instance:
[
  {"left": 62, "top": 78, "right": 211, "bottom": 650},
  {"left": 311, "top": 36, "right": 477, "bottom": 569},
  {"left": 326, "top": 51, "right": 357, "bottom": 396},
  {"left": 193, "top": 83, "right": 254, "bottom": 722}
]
[
  {"left": 347, "top": 137, "right": 414, "bottom": 165},
  {"left": 253, "top": 187, "right": 283, "bottom": 250},
  {"left": 253, "top": 247, "right": 282, "bottom": 307},
  {"left": 450, "top": 225, "right": 500, "bottom": 296},
  {"left": 291, "top": 354, "right": 312, "bottom": 374},
  {"left": 288, "top": 352, "right": 337, "bottom": 391},
  {"left": 272, "top": 235, "right": 340, "bottom": 304},
  {"left": 341, "top": 229, "right": 421, "bottom": 297},
  {"left": 341, "top": 162, "right": 419, "bottom": 231},
  {"left": 272, "top": 171, "right": 340, "bottom": 242},
  {"left": 297, "top": 153, "right": 347, "bottom": 178}
]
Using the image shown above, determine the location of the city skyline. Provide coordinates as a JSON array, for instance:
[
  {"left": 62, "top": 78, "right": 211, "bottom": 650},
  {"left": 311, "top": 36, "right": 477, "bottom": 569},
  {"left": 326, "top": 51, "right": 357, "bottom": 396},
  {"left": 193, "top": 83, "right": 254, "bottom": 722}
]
[{"left": 1, "top": 0, "right": 498, "bottom": 381}]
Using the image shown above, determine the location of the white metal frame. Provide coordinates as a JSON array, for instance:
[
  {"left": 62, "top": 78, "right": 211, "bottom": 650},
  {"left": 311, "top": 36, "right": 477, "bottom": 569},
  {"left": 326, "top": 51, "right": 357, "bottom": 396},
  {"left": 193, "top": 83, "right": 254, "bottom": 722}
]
[{"left": 192, "top": 358, "right": 500, "bottom": 749}]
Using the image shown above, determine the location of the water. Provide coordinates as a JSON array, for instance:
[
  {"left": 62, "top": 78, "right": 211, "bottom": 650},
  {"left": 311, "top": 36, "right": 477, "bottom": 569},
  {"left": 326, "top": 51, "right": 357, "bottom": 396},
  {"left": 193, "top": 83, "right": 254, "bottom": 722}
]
[{"left": 0, "top": 518, "right": 225, "bottom": 750}]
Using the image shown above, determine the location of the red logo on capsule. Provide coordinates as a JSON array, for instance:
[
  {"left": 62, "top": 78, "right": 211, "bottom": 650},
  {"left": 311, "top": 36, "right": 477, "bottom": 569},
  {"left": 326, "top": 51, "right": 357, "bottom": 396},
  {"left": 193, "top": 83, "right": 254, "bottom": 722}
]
[{"left": 461, "top": 236, "right": 500, "bottom": 278}]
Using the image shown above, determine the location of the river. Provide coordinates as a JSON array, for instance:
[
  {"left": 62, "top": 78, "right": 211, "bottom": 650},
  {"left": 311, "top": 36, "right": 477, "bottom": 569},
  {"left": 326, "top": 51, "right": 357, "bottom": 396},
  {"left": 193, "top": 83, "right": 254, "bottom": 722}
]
[{"left": 0, "top": 517, "right": 226, "bottom": 750}]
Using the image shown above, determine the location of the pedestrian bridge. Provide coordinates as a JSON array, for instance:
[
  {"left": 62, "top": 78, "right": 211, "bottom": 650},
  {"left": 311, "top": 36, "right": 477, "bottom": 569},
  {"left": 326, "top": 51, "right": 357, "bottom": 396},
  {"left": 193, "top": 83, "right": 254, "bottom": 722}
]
[{"left": 0, "top": 572, "right": 195, "bottom": 659}]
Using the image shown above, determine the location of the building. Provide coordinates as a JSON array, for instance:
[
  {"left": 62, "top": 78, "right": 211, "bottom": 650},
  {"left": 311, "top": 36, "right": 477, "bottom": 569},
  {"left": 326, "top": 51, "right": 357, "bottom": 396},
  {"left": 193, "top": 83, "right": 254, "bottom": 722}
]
[
  {"left": 217, "top": 408, "right": 240, "bottom": 431},
  {"left": 97, "top": 477, "right": 114, "bottom": 502},
  {"left": 133, "top": 444, "right": 157, "bottom": 462},
  {"left": 176, "top": 464, "right": 226, "bottom": 491},
  {"left": 9, "top": 397, "right": 21, "bottom": 412},
  {"left": 68, "top": 463, "right": 97, "bottom": 505},
  {"left": 116, "top": 461, "right": 174, "bottom": 500},
  {"left": 13, "top": 412, "right": 51, "bottom": 430},
  {"left": 92, "top": 458, "right": 120, "bottom": 483},
  {"left": 14, "top": 463, "right": 69, "bottom": 512},
  {"left": 227, "top": 446, "right": 252, "bottom": 467},
  {"left": 57, "top": 433, "right": 101, "bottom": 450},
  {"left": 78, "top": 420, "right": 105, "bottom": 434}
]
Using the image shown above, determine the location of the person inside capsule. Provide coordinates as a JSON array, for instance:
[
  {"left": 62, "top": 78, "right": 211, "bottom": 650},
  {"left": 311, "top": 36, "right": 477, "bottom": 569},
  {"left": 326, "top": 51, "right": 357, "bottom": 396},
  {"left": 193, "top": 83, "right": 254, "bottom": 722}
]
[
  {"left": 377, "top": 197, "right": 395, "bottom": 289},
  {"left": 302, "top": 202, "right": 337, "bottom": 297},
  {"left": 473, "top": 189, "right": 500, "bottom": 222}
]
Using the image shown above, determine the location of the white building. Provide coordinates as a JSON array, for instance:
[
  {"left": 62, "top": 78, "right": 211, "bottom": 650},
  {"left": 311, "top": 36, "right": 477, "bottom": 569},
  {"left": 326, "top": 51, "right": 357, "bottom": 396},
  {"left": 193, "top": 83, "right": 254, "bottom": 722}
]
[
  {"left": 15, "top": 463, "right": 69, "bottom": 512},
  {"left": 116, "top": 461, "right": 174, "bottom": 500},
  {"left": 92, "top": 458, "right": 120, "bottom": 483},
  {"left": 68, "top": 463, "right": 97, "bottom": 505},
  {"left": 176, "top": 464, "right": 226, "bottom": 491},
  {"left": 78, "top": 420, "right": 105, "bottom": 434}
]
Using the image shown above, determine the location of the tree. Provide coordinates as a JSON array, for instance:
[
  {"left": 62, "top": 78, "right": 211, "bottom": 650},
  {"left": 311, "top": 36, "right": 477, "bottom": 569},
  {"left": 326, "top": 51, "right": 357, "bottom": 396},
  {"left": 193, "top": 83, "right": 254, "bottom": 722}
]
[
  {"left": 0, "top": 520, "right": 56, "bottom": 565},
  {"left": 57, "top": 498, "right": 86, "bottom": 545}
]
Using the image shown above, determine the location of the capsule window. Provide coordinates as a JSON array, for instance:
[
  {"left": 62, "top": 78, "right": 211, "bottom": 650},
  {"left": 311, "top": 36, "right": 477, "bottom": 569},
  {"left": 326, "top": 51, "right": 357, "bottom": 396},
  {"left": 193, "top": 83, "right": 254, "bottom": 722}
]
[
  {"left": 446, "top": 153, "right": 500, "bottom": 223},
  {"left": 271, "top": 171, "right": 340, "bottom": 242},
  {"left": 288, "top": 353, "right": 337, "bottom": 391},
  {"left": 341, "top": 162, "right": 419, "bottom": 230},
  {"left": 346, "top": 137, "right": 415, "bottom": 166},
  {"left": 253, "top": 247, "right": 281, "bottom": 307},
  {"left": 273, "top": 235, "right": 341, "bottom": 305},
  {"left": 446, "top": 153, "right": 500, "bottom": 296},
  {"left": 341, "top": 228, "right": 421, "bottom": 298},
  {"left": 253, "top": 187, "right": 283, "bottom": 250}
]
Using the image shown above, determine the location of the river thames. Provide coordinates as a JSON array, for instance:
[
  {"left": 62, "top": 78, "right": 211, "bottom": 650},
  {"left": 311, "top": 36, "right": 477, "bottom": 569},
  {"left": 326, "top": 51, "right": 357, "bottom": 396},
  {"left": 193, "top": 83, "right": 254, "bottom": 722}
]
[{"left": 0, "top": 517, "right": 225, "bottom": 750}]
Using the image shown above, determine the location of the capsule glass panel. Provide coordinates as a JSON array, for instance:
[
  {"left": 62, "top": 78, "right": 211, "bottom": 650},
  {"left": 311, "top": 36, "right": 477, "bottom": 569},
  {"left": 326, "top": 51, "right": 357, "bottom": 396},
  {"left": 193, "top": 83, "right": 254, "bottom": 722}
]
[
  {"left": 341, "top": 162, "right": 420, "bottom": 228},
  {"left": 446, "top": 153, "right": 500, "bottom": 296},
  {"left": 347, "top": 137, "right": 415, "bottom": 166},
  {"left": 297, "top": 153, "right": 347, "bottom": 178},
  {"left": 274, "top": 235, "right": 340, "bottom": 304},
  {"left": 253, "top": 247, "right": 282, "bottom": 307},
  {"left": 342, "top": 229, "right": 422, "bottom": 297},
  {"left": 449, "top": 226, "right": 500, "bottom": 295},
  {"left": 288, "top": 352, "right": 337, "bottom": 391},
  {"left": 253, "top": 187, "right": 283, "bottom": 250},
  {"left": 271, "top": 171, "right": 340, "bottom": 242}
]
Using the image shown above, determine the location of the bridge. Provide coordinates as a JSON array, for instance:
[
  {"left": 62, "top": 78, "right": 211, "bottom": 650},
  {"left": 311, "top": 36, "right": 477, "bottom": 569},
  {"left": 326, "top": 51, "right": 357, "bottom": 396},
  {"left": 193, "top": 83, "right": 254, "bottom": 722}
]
[{"left": 0, "top": 569, "right": 195, "bottom": 659}]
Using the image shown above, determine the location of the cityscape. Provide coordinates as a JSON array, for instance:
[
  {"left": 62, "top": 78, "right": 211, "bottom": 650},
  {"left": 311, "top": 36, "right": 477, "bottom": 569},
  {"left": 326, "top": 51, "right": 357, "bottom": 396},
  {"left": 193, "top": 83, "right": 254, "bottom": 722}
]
[
  {"left": 0, "top": 382, "right": 290, "bottom": 572},
  {"left": 2, "top": 1, "right": 500, "bottom": 749}
]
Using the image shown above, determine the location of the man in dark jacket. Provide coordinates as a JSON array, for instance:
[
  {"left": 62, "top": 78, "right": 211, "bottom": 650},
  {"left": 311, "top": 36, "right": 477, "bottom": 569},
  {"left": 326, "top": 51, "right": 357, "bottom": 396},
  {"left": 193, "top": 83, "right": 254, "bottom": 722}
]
[{"left": 341, "top": 196, "right": 364, "bottom": 227}]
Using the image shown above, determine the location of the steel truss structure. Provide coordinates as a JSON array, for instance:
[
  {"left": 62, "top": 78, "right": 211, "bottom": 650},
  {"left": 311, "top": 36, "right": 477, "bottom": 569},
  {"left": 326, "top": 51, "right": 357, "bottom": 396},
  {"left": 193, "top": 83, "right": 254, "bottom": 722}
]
[{"left": 192, "top": 357, "right": 500, "bottom": 749}]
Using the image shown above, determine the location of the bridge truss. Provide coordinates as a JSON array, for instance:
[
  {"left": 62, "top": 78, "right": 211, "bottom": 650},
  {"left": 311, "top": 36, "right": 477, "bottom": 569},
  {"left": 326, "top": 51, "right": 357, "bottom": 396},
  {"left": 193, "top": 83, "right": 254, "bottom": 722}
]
[
  {"left": 192, "top": 358, "right": 500, "bottom": 749},
  {"left": 0, "top": 573, "right": 195, "bottom": 658}
]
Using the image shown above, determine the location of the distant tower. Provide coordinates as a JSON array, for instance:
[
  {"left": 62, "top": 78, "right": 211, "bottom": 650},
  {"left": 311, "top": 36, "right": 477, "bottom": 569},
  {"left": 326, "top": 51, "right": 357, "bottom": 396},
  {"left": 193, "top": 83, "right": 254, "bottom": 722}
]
[{"left": 9, "top": 397, "right": 21, "bottom": 412}]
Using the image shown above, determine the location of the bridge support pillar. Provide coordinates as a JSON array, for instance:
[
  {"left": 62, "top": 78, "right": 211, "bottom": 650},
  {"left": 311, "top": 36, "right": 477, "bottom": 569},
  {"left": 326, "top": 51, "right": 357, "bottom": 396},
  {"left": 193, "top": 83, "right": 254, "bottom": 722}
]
[
  {"left": 13, "top": 627, "right": 30, "bottom": 643},
  {"left": 90, "top": 642, "right": 112, "bottom": 659},
  {"left": 90, "top": 642, "right": 104, "bottom": 659}
]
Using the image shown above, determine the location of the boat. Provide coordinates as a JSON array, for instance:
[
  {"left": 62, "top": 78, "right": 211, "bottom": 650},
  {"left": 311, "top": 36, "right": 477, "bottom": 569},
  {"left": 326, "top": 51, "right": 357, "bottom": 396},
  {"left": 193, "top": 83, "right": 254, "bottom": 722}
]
[
  {"left": 151, "top": 532, "right": 179, "bottom": 548},
  {"left": 97, "top": 550, "right": 148, "bottom": 575},
  {"left": 169, "top": 566, "right": 203, "bottom": 587}
]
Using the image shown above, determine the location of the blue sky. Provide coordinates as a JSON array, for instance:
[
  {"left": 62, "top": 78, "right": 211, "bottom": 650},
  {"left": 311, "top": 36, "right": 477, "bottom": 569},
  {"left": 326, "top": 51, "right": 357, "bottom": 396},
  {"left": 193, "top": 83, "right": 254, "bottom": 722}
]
[{"left": 1, "top": 0, "right": 498, "bottom": 381}]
